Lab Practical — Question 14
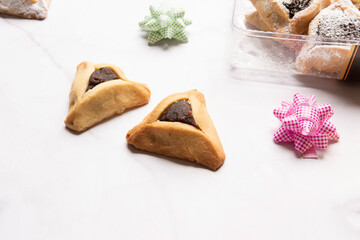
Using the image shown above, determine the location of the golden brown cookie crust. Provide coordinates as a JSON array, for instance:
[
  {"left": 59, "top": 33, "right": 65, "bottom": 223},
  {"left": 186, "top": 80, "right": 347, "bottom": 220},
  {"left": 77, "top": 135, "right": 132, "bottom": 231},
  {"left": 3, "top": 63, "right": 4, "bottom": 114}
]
[
  {"left": 65, "top": 61, "right": 151, "bottom": 132},
  {"left": 245, "top": 11, "right": 270, "bottom": 31},
  {"left": 126, "top": 89, "right": 226, "bottom": 171},
  {"left": 353, "top": 0, "right": 360, "bottom": 9}
]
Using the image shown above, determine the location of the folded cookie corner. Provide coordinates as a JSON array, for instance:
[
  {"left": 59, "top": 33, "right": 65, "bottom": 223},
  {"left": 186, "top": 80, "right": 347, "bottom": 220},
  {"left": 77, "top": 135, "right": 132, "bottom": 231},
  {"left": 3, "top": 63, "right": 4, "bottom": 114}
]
[
  {"left": 65, "top": 61, "right": 151, "bottom": 132},
  {"left": 126, "top": 89, "right": 226, "bottom": 171}
]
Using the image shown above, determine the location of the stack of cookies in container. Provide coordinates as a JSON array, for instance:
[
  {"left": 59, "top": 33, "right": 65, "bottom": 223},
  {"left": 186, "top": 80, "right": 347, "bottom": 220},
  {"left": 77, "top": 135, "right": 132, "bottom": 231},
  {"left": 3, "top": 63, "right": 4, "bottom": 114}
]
[{"left": 246, "top": 0, "right": 360, "bottom": 75}]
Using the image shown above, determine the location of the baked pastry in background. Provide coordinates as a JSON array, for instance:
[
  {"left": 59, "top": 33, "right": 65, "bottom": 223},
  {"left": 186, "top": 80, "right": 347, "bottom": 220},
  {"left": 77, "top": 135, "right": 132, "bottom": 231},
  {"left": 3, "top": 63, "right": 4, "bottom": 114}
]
[
  {"left": 295, "top": 0, "right": 360, "bottom": 73},
  {"left": 352, "top": 0, "right": 360, "bottom": 9},
  {"left": 245, "top": 11, "right": 270, "bottom": 31},
  {"left": 0, "top": 0, "right": 50, "bottom": 20},
  {"left": 249, "top": 0, "right": 331, "bottom": 34},
  {"left": 65, "top": 61, "right": 151, "bottom": 132},
  {"left": 245, "top": 10, "right": 305, "bottom": 52},
  {"left": 126, "top": 90, "right": 226, "bottom": 171}
]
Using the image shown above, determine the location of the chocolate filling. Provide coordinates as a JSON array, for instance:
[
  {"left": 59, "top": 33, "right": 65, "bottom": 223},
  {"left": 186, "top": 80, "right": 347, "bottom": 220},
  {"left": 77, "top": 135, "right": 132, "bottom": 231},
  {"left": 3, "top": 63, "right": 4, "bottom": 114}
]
[
  {"left": 283, "top": 0, "right": 311, "bottom": 19},
  {"left": 159, "top": 100, "right": 200, "bottom": 129},
  {"left": 86, "top": 67, "right": 120, "bottom": 92}
]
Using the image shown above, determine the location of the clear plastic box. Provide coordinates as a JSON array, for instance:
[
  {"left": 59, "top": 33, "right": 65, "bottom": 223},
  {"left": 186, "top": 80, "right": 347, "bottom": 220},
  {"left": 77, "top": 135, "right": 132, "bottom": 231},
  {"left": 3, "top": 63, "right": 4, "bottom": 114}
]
[{"left": 231, "top": 0, "right": 360, "bottom": 83}]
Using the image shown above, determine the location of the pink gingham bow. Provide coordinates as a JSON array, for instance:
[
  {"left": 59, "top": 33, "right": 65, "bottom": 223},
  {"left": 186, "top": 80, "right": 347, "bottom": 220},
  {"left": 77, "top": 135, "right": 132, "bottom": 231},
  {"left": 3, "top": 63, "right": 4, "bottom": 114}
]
[{"left": 274, "top": 93, "right": 339, "bottom": 158}]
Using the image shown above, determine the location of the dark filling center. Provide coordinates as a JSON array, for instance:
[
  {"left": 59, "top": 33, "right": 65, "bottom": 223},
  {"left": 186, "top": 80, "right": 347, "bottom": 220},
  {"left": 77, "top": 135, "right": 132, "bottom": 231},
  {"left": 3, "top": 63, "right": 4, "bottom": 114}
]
[
  {"left": 316, "top": 16, "right": 360, "bottom": 41},
  {"left": 159, "top": 100, "right": 200, "bottom": 129},
  {"left": 283, "top": 0, "right": 311, "bottom": 19},
  {"left": 86, "top": 67, "right": 120, "bottom": 92}
]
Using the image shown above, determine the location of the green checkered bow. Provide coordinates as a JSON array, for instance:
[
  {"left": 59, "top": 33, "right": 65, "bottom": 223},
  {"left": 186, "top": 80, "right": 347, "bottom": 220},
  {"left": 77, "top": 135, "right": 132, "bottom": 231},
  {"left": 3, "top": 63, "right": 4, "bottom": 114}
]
[{"left": 139, "top": 4, "right": 192, "bottom": 44}]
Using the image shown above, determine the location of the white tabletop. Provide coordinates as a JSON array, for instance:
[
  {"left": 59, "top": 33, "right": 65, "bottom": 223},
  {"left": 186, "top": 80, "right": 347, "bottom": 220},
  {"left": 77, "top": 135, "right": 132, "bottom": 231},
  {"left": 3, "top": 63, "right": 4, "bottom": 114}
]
[{"left": 1, "top": 0, "right": 360, "bottom": 239}]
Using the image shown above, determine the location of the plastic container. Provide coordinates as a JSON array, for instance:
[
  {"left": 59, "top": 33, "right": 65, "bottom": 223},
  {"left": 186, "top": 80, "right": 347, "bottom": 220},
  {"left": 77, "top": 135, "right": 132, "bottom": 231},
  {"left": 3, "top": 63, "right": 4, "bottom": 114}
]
[{"left": 231, "top": 0, "right": 360, "bottom": 83}]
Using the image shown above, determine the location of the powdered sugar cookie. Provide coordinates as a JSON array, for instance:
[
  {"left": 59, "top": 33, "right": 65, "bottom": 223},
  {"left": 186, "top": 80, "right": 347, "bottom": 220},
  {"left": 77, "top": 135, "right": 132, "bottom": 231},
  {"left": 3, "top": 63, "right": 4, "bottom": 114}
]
[
  {"left": 249, "top": 0, "right": 331, "bottom": 34},
  {"left": 0, "top": 0, "right": 50, "bottom": 20},
  {"left": 295, "top": 0, "right": 360, "bottom": 73},
  {"left": 245, "top": 10, "right": 305, "bottom": 52}
]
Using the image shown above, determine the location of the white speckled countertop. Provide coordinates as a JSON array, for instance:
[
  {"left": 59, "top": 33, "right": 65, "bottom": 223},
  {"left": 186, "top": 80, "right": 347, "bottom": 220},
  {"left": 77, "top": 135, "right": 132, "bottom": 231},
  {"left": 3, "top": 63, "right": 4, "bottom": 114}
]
[{"left": 1, "top": 0, "right": 360, "bottom": 239}]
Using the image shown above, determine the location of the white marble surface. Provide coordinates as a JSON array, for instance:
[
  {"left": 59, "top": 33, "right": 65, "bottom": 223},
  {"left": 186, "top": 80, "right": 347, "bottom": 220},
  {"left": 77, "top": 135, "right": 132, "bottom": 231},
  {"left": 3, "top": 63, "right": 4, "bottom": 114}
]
[{"left": 1, "top": 0, "right": 360, "bottom": 239}]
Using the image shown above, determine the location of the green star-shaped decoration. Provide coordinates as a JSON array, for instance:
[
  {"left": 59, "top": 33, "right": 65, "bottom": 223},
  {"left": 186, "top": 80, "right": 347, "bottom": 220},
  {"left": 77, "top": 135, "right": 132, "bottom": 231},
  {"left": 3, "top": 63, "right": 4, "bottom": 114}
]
[{"left": 139, "top": 4, "right": 192, "bottom": 44}]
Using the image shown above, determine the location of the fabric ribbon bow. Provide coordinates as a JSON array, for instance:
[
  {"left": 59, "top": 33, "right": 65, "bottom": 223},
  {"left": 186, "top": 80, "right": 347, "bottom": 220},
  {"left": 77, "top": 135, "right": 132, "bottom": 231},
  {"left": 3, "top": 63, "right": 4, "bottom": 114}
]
[
  {"left": 274, "top": 93, "right": 339, "bottom": 158},
  {"left": 139, "top": 4, "right": 192, "bottom": 44}
]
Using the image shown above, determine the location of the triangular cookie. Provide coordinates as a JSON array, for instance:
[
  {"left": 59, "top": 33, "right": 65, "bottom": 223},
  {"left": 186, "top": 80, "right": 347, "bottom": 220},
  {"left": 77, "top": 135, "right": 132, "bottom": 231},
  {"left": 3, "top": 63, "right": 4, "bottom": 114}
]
[
  {"left": 65, "top": 61, "right": 151, "bottom": 132},
  {"left": 245, "top": 10, "right": 304, "bottom": 51},
  {"left": 126, "top": 90, "right": 225, "bottom": 170},
  {"left": 249, "top": 0, "right": 331, "bottom": 34},
  {"left": 245, "top": 11, "right": 270, "bottom": 31},
  {"left": 295, "top": 0, "right": 360, "bottom": 73},
  {"left": 0, "top": 0, "right": 50, "bottom": 20}
]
